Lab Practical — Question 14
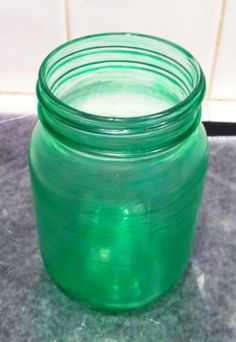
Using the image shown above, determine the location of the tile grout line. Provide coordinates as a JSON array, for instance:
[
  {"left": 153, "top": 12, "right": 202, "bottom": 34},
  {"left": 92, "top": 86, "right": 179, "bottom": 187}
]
[
  {"left": 0, "top": 91, "right": 35, "bottom": 96},
  {"left": 206, "top": 98, "right": 236, "bottom": 103},
  {"left": 64, "top": 0, "right": 71, "bottom": 41},
  {"left": 206, "top": 0, "right": 227, "bottom": 100}
]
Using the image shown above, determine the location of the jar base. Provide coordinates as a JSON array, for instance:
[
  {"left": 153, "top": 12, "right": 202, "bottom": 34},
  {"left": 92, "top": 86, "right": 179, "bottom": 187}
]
[{"left": 46, "top": 266, "right": 187, "bottom": 312}]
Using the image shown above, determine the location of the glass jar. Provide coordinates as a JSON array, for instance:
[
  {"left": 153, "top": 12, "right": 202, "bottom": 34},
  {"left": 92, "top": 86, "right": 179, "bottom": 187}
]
[{"left": 29, "top": 33, "right": 208, "bottom": 310}]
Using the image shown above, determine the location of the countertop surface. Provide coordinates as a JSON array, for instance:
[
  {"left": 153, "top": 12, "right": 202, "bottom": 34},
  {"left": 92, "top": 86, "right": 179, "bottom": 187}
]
[{"left": 0, "top": 115, "right": 236, "bottom": 342}]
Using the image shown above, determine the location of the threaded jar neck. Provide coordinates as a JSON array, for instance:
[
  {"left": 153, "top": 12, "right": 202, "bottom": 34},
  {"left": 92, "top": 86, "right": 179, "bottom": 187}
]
[{"left": 37, "top": 32, "right": 206, "bottom": 157}]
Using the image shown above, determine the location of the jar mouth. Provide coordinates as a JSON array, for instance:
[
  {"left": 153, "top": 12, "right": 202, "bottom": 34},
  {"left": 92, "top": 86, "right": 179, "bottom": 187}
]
[{"left": 37, "top": 32, "right": 206, "bottom": 127}]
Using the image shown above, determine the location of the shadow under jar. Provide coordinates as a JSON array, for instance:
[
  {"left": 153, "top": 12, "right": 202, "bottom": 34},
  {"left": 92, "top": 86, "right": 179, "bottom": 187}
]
[{"left": 29, "top": 33, "right": 208, "bottom": 310}]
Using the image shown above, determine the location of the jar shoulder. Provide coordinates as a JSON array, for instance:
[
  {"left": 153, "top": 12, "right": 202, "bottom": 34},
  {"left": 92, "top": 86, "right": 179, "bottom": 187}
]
[{"left": 29, "top": 121, "right": 208, "bottom": 173}]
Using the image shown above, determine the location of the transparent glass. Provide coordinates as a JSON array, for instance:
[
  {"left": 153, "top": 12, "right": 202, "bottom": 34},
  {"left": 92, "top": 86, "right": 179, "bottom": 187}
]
[{"left": 29, "top": 33, "right": 208, "bottom": 310}]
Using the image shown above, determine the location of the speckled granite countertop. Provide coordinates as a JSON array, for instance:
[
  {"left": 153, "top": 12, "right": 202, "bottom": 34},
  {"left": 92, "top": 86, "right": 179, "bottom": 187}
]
[{"left": 0, "top": 115, "right": 236, "bottom": 342}]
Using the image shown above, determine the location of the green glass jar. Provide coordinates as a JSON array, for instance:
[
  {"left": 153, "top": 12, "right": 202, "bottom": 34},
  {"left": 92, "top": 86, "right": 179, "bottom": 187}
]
[{"left": 29, "top": 33, "right": 208, "bottom": 310}]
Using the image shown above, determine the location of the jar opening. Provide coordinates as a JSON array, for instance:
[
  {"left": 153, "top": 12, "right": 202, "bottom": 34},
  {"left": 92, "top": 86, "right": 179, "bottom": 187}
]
[
  {"left": 37, "top": 33, "right": 206, "bottom": 155},
  {"left": 59, "top": 69, "right": 181, "bottom": 118},
  {"left": 48, "top": 57, "right": 187, "bottom": 119},
  {"left": 38, "top": 32, "right": 205, "bottom": 120}
]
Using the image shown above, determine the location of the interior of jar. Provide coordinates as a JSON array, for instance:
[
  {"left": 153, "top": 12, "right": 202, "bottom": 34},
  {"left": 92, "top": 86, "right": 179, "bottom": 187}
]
[{"left": 42, "top": 33, "right": 202, "bottom": 118}]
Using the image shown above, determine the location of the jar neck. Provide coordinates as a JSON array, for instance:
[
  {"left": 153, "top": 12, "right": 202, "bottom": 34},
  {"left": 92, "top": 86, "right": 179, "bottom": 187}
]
[{"left": 37, "top": 33, "right": 206, "bottom": 157}]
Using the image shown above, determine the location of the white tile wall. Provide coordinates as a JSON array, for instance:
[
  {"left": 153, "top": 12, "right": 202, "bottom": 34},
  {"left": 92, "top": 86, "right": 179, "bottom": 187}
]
[
  {"left": 208, "top": 101, "right": 236, "bottom": 122},
  {"left": 202, "top": 102, "right": 210, "bottom": 122},
  {"left": 68, "top": 0, "right": 222, "bottom": 81},
  {"left": 211, "top": 0, "right": 236, "bottom": 100},
  {"left": 0, "top": 94, "right": 37, "bottom": 115},
  {"left": 0, "top": 0, "right": 66, "bottom": 93},
  {"left": 0, "top": 0, "right": 235, "bottom": 122}
]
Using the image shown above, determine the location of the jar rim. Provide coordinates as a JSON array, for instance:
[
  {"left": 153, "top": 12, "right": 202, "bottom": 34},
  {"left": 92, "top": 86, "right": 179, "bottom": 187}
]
[{"left": 37, "top": 32, "right": 206, "bottom": 125}]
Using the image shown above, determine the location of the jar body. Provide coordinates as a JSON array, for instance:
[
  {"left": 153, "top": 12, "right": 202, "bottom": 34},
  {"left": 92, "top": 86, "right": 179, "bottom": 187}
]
[{"left": 29, "top": 121, "right": 208, "bottom": 310}]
